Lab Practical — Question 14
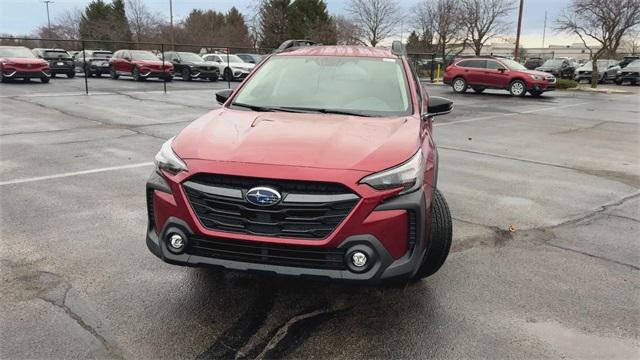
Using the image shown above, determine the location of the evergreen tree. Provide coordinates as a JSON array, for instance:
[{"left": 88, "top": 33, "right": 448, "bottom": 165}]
[
  {"left": 224, "top": 7, "right": 252, "bottom": 48},
  {"left": 287, "top": 0, "right": 336, "bottom": 44},
  {"left": 79, "top": 0, "right": 131, "bottom": 49},
  {"left": 258, "top": 0, "right": 291, "bottom": 48},
  {"left": 406, "top": 30, "right": 423, "bottom": 52}
]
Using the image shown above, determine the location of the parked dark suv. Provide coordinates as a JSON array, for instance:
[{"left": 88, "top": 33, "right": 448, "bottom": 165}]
[
  {"left": 444, "top": 56, "right": 556, "bottom": 97},
  {"left": 163, "top": 51, "right": 220, "bottom": 81},
  {"left": 524, "top": 57, "right": 545, "bottom": 70},
  {"left": 535, "top": 58, "right": 575, "bottom": 79},
  {"left": 32, "top": 48, "right": 75, "bottom": 78},
  {"left": 74, "top": 50, "right": 112, "bottom": 77}
]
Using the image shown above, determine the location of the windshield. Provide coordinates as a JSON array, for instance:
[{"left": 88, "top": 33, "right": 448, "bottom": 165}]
[
  {"left": 582, "top": 60, "right": 612, "bottom": 68},
  {"left": 131, "top": 51, "right": 159, "bottom": 61},
  {"left": 628, "top": 60, "right": 640, "bottom": 67},
  {"left": 44, "top": 50, "right": 71, "bottom": 58},
  {"left": 221, "top": 54, "right": 243, "bottom": 63},
  {"left": 501, "top": 58, "right": 527, "bottom": 70},
  {"left": 0, "top": 47, "right": 36, "bottom": 58},
  {"left": 178, "top": 52, "right": 204, "bottom": 62},
  {"left": 231, "top": 56, "right": 411, "bottom": 117},
  {"left": 542, "top": 59, "right": 563, "bottom": 67},
  {"left": 92, "top": 51, "right": 112, "bottom": 58}
]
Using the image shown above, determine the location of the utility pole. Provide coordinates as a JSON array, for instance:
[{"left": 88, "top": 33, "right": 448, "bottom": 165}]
[
  {"left": 43, "top": 0, "right": 53, "bottom": 31},
  {"left": 514, "top": 0, "right": 524, "bottom": 60},
  {"left": 542, "top": 10, "right": 547, "bottom": 48},
  {"left": 169, "top": 0, "right": 175, "bottom": 50}
]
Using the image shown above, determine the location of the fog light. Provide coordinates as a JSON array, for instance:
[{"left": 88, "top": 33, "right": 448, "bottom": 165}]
[
  {"left": 351, "top": 251, "right": 368, "bottom": 268},
  {"left": 169, "top": 234, "right": 184, "bottom": 250}
]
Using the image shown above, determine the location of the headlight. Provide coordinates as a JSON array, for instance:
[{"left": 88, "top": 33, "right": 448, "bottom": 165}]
[
  {"left": 154, "top": 137, "right": 187, "bottom": 174},
  {"left": 617, "top": 70, "right": 622, "bottom": 75},
  {"left": 360, "top": 150, "right": 424, "bottom": 194},
  {"left": 529, "top": 75, "right": 543, "bottom": 80}
]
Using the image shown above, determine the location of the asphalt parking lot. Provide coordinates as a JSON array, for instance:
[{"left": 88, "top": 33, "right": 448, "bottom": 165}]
[{"left": 1, "top": 77, "right": 639, "bottom": 359}]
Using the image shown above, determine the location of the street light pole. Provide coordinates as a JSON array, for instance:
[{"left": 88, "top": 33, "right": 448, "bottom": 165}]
[
  {"left": 169, "top": 0, "right": 175, "bottom": 50},
  {"left": 542, "top": 10, "right": 547, "bottom": 48},
  {"left": 43, "top": 0, "right": 53, "bottom": 31},
  {"left": 514, "top": 0, "right": 524, "bottom": 61}
]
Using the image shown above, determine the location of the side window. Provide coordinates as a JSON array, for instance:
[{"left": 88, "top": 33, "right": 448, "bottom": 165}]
[
  {"left": 486, "top": 60, "right": 502, "bottom": 70},
  {"left": 458, "top": 59, "right": 486, "bottom": 68}
]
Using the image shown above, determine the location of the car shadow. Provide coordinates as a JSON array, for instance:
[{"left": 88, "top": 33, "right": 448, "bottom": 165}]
[
  {"left": 162, "top": 267, "right": 437, "bottom": 358},
  {"left": 442, "top": 89, "right": 558, "bottom": 103}
]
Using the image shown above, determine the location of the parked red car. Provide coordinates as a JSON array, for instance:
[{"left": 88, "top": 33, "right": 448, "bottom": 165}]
[
  {"left": 109, "top": 50, "right": 173, "bottom": 81},
  {"left": 443, "top": 56, "right": 556, "bottom": 97},
  {"left": 146, "top": 44, "right": 454, "bottom": 283},
  {"left": 0, "top": 46, "right": 51, "bottom": 83}
]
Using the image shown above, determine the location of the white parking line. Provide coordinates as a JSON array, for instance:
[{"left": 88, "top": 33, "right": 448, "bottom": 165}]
[
  {"left": 435, "top": 101, "right": 592, "bottom": 127},
  {"left": 0, "top": 162, "right": 154, "bottom": 186}
]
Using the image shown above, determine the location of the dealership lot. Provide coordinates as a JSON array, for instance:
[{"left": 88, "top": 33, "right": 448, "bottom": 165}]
[{"left": 1, "top": 79, "right": 638, "bottom": 359}]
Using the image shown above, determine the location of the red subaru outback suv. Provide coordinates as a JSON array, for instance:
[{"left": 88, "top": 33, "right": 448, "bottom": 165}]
[
  {"left": 0, "top": 46, "right": 51, "bottom": 83},
  {"left": 109, "top": 50, "right": 173, "bottom": 81},
  {"left": 146, "top": 44, "right": 454, "bottom": 283},
  {"left": 444, "top": 56, "right": 556, "bottom": 97}
]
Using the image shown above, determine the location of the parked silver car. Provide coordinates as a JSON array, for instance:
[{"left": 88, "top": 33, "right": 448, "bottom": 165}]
[{"left": 574, "top": 59, "right": 621, "bottom": 83}]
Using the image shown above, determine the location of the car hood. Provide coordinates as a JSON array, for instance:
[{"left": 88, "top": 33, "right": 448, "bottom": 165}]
[
  {"left": 521, "top": 69, "right": 553, "bottom": 77},
  {"left": 172, "top": 108, "right": 420, "bottom": 172},
  {"left": 133, "top": 59, "right": 171, "bottom": 66},
  {"left": 1, "top": 57, "right": 48, "bottom": 65},
  {"left": 535, "top": 66, "right": 559, "bottom": 71},
  {"left": 622, "top": 66, "right": 640, "bottom": 72},
  {"left": 228, "top": 62, "right": 254, "bottom": 69},
  {"left": 187, "top": 61, "right": 218, "bottom": 66}
]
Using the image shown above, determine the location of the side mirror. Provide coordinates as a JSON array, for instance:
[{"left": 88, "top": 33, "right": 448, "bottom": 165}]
[
  {"left": 498, "top": 67, "right": 507, "bottom": 73},
  {"left": 215, "top": 89, "right": 233, "bottom": 105},
  {"left": 174, "top": 59, "right": 180, "bottom": 63},
  {"left": 124, "top": 56, "right": 131, "bottom": 61},
  {"left": 424, "top": 96, "right": 453, "bottom": 118}
]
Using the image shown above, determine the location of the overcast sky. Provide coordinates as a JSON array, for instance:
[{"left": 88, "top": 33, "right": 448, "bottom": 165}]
[{"left": 0, "top": 0, "right": 580, "bottom": 48}]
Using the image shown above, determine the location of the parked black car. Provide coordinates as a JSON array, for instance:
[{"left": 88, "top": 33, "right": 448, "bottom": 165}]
[
  {"left": 524, "top": 57, "right": 545, "bottom": 70},
  {"left": 32, "top": 48, "right": 75, "bottom": 78},
  {"left": 275, "top": 39, "right": 317, "bottom": 52},
  {"left": 535, "top": 58, "right": 575, "bottom": 79},
  {"left": 74, "top": 50, "right": 112, "bottom": 77},
  {"left": 615, "top": 60, "right": 640, "bottom": 85},
  {"left": 163, "top": 51, "right": 220, "bottom": 81},
  {"left": 235, "top": 53, "right": 264, "bottom": 64}
]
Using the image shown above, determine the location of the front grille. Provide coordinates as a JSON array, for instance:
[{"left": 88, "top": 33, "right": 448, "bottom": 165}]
[
  {"left": 184, "top": 174, "right": 359, "bottom": 239},
  {"left": 546, "top": 76, "right": 556, "bottom": 83},
  {"left": 188, "top": 235, "right": 347, "bottom": 270}
]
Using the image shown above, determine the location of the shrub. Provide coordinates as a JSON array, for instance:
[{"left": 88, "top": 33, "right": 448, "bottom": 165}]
[{"left": 556, "top": 79, "right": 578, "bottom": 89}]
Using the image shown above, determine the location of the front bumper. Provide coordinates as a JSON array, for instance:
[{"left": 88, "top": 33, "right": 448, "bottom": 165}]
[
  {"left": 140, "top": 71, "right": 173, "bottom": 79},
  {"left": 616, "top": 73, "right": 640, "bottom": 83},
  {"left": 146, "top": 168, "right": 433, "bottom": 283},
  {"left": 2, "top": 69, "right": 50, "bottom": 78}
]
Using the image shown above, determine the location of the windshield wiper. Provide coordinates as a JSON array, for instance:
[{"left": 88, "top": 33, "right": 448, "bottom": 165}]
[
  {"left": 231, "top": 102, "right": 309, "bottom": 113},
  {"left": 278, "top": 107, "right": 373, "bottom": 117}
]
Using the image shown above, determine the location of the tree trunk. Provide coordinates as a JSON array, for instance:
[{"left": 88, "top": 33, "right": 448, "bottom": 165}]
[{"left": 591, "top": 60, "right": 598, "bottom": 89}]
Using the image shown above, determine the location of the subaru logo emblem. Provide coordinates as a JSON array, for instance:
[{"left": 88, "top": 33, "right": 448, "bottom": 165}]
[{"left": 246, "top": 186, "right": 281, "bottom": 206}]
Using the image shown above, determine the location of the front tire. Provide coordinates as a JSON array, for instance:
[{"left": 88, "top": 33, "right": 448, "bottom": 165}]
[
  {"left": 452, "top": 77, "right": 467, "bottom": 93},
  {"left": 67, "top": 71, "right": 75, "bottom": 78},
  {"left": 509, "top": 79, "right": 527, "bottom": 97},
  {"left": 414, "top": 189, "right": 452, "bottom": 279},
  {"left": 110, "top": 66, "right": 119, "bottom": 80},
  {"left": 472, "top": 86, "right": 485, "bottom": 94},
  {"left": 132, "top": 67, "right": 142, "bottom": 81},
  {"left": 223, "top": 67, "right": 233, "bottom": 82},
  {"left": 181, "top": 68, "right": 191, "bottom": 81},
  {"left": 530, "top": 90, "right": 542, "bottom": 97},
  {"left": 40, "top": 77, "right": 50, "bottom": 83}
]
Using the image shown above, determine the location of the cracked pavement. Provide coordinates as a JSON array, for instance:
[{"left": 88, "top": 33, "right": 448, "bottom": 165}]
[{"left": 1, "top": 78, "right": 639, "bottom": 359}]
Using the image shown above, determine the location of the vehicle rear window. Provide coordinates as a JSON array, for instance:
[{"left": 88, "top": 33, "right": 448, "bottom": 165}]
[
  {"left": 44, "top": 51, "right": 71, "bottom": 58},
  {"left": 232, "top": 56, "right": 411, "bottom": 117},
  {"left": 458, "top": 59, "right": 486, "bottom": 68},
  {"left": 92, "top": 51, "right": 112, "bottom": 58}
]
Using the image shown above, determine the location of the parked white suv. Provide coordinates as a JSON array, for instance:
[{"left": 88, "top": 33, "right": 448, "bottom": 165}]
[{"left": 201, "top": 53, "right": 255, "bottom": 81}]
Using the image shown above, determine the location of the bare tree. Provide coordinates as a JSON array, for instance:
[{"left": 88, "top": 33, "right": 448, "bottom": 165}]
[
  {"left": 334, "top": 15, "right": 364, "bottom": 45},
  {"left": 556, "top": 0, "right": 640, "bottom": 88},
  {"left": 126, "top": 0, "right": 164, "bottom": 42},
  {"left": 415, "top": 0, "right": 465, "bottom": 63},
  {"left": 622, "top": 29, "right": 640, "bottom": 54},
  {"left": 459, "top": 0, "right": 515, "bottom": 55},
  {"left": 345, "top": 0, "right": 401, "bottom": 47}
]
